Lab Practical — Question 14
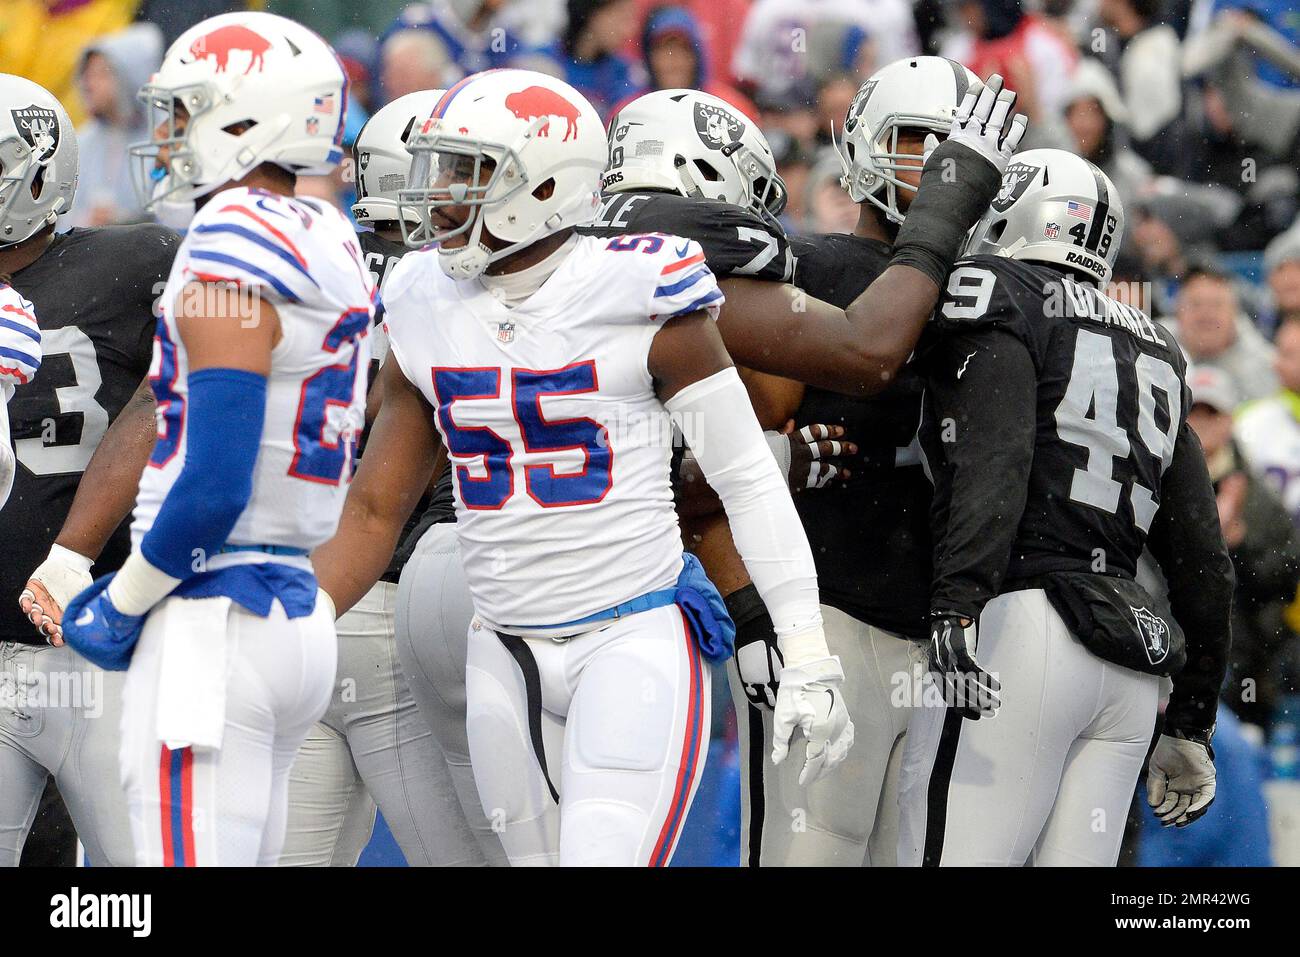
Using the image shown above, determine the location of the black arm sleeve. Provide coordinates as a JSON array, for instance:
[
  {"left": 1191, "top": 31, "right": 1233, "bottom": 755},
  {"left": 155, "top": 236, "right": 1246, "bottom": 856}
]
[
  {"left": 925, "top": 327, "right": 1039, "bottom": 619},
  {"left": 1146, "top": 423, "right": 1235, "bottom": 734}
]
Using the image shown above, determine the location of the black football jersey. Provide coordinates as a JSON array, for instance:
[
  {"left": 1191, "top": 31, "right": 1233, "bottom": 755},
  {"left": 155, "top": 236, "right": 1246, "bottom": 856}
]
[
  {"left": 1, "top": 224, "right": 180, "bottom": 643},
  {"left": 788, "top": 233, "right": 931, "bottom": 639},
  {"left": 358, "top": 228, "right": 407, "bottom": 326},
  {"left": 577, "top": 191, "right": 793, "bottom": 281},
  {"left": 920, "top": 255, "right": 1209, "bottom": 608}
]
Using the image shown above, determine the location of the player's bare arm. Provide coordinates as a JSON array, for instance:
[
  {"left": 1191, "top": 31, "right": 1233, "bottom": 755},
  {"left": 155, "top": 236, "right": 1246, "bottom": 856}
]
[
  {"left": 716, "top": 77, "right": 1027, "bottom": 396},
  {"left": 313, "top": 358, "right": 442, "bottom": 617},
  {"left": 20, "top": 375, "right": 157, "bottom": 644}
]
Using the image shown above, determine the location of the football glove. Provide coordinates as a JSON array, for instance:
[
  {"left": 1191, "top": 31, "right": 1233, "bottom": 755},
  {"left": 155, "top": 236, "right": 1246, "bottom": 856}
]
[
  {"left": 772, "top": 655, "right": 855, "bottom": 785},
  {"left": 1147, "top": 729, "right": 1216, "bottom": 827},
  {"left": 929, "top": 73, "right": 1027, "bottom": 176},
  {"left": 61, "top": 573, "right": 146, "bottom": 672},
  {"left": 929, "top": 612, "right": 1001, "bottom": 720},
  {"left": 19, "top": 543, "right": 95, "bottom": 646}
]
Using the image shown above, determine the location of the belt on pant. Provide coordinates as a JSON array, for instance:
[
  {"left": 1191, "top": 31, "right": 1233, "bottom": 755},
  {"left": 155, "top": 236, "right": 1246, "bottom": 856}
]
[
  {"left": 216, "top": 544, "right": 310, "bottom": 557},
  {"left": 505, "top": 587, "right": 678, "bottom": 634}
]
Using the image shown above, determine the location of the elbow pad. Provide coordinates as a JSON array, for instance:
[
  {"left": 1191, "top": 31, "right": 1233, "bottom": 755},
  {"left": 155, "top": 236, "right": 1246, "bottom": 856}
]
[
  {"left": 665, "top": 367, "right": 823, "bottom": 655},
  {"left": 140, "top": 367, "right": 267, "bottom": 581}
]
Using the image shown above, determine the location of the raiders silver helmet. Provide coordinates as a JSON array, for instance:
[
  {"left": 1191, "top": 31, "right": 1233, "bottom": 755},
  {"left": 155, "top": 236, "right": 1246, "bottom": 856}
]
[
  {"left": 835, "top": 56, "right": 979, "bottom": 224},
  {"left": 352, "top": 88, "right": 444, "bottom": 228},
  {"left": 963, "top": 148, "right": 1125, "bottom": 284},
  {"left": 603, "top": 89, "right": 786, "bottom": 223},
  {"left": 0, "top": 74, "right": 78, "bottom": 247}
]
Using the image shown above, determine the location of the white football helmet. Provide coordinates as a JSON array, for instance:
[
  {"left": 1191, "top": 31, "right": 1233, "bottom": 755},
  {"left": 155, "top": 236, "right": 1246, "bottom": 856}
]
[
  {"left": 0, "top": 74, "right": 78, "bottom": 246},
  {"left": 399, "top": 70, "right": 605, "bottom": 281},
  {"left": 131, "top": 11, "right": 349, "bottom": 209},
  {"left": 352, "top": 89, "right": 444, "bottom": 228},
  {"left": 835, "top": 56, "right": 979, "bottom": 224},
  {"left": 603, "top": 89, "right": 786, "bottom": 224},
  {"left": 963, "top": 148, "right": 1125, "bottom": 284}
]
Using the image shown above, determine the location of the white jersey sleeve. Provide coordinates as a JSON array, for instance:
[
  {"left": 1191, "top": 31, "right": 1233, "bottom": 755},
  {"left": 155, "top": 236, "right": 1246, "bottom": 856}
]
[
  {"left": 642, "top": 236, "right": 725, "bottom": 323},
  {"left": 0, "top": 283, "right": 41, "bottom": 394},
  {"left": 180, "top": 189, "right": 345, "bottom": 305}
]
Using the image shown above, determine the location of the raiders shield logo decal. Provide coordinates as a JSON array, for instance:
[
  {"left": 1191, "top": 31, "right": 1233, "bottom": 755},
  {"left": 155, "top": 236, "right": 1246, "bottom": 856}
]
[
  {"left": 1131, "top": 606, "right": 1171, "bottom": 666},
  {"left": 991, "top": 161, "right": 1040, "bottom": 213},
  {"left": 694, "top": 101, "right": 744, "bottom": 151},
  {"left": 843, "top": 79, "right": 878, "bottom": 135},
  {"left": 10, "top": 104, "right": 60, "bottom": 162}
]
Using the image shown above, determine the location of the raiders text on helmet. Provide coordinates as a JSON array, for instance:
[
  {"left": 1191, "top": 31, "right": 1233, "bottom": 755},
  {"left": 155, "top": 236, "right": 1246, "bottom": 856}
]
[
  {"left": 398, "top": 70, "right": 606, "bottom": 281},
  {"left": 352, "top": 89, "right": 445, "bottom": 228},
  {"left": 602, "top": 89, "right": 786, "bottom": 224},
  {"left": 963, "top": 147, "right": 1125, "bottom": 284},
  {"left": 130, "top": 11, "right": 349, "bottom": 209},
  {"left": 835, "top": 56, "right": 979, "bottom": 224},
  {"left": 0, "top": 74, "right": 78, "bottom": 246}
]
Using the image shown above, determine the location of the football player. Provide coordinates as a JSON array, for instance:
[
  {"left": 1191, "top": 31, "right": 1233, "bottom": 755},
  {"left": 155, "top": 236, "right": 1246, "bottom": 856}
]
[
  {"left": 900, "top": 150, "right": 1233, "bottom": 866},
  {"left": 62, "top": 12, "right": 374, "bottom": 867},
  {"left": 278, "top": 88, "right": 496, "bottom": 867},
  {"left": 2, "top": 74, "right": 178, "bottom": 868},
  {"left": 313, "top": 69, "right": 853, "bottom": 866},
  {"left": 0, "top": 283, "right": 40, "bottom": 509}
]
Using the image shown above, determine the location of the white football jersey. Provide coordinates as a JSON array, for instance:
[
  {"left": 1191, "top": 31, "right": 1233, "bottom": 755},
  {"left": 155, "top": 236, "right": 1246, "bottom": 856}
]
[
  {"left": 383, "top": 232, "right": 725, "bottom": 630},
  {"left": 0, "top": 282, "right": 41, "bottom": 399},
  {"left": 131, "top": 187, "right": 374, "bottom": 555}
]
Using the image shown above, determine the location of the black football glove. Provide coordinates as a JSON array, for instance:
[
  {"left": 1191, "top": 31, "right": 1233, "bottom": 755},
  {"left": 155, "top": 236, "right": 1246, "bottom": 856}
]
[{"left": 928, "top": 612, "right": 1001, "bottom": 720}]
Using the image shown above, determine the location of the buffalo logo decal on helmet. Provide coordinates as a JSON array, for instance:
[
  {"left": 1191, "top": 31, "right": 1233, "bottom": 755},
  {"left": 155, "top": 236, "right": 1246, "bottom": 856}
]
[
  {"left": 843, "top": 79, "right": 878, "bottom": 135},
  {"left": 991, "top": 161, "right": 1040, "bottom": 213},
  {"left": 504, "top": 86, "right": 581, "bottom": 141},
  {"left": 188, "top": 24, "right": 272, "bottom": 74},
  {"left": 693, "top": 101, "right": 744, "bottom": 151},
  {"left": 10, "top": 105, "right": 60, "bottom": 162}
]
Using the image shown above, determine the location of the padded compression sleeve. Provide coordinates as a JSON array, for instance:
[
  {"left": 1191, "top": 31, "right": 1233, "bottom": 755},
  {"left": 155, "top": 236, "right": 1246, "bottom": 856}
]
[
  {"left": 110, "top": 367, "right": 267, "bottom": 615},
  {"left": 665, "top": 367, "right": 824, "bottom": 661}
]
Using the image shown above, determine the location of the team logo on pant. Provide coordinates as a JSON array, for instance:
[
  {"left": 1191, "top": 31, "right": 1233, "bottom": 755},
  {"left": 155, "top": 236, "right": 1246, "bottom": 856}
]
[
  {"left": 991, "top": 162, "right": 1040, "bottom": 213},
  {"left": 10, "top": 105, "right": 60, "bottom": 161},
  {"left": 1131, "top": 605, "right": 1170, "bottom": 666},
  {"left": 694, "top": 102, "right": 744, "bottom": 151}
]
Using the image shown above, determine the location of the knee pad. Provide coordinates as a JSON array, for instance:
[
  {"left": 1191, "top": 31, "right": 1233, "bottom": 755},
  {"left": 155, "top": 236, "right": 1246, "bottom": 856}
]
[{"left": 569, "top": 649, "right": 676, "bottom": 773}]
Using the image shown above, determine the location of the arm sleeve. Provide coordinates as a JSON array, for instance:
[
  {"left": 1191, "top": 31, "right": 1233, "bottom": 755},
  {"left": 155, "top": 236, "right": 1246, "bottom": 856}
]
[
  {"left": 0, "top": 285, "right": 41, "bottom": 388},
  {"left": 925, "top": 327, "right": 1039, "bottom": 619},
  {"left": 664, "top": 367, "right": 823, "bottom": 657},
  {"left": 182, "top": 195, "right": 320, "bottom": 305},
  {"left": 0, "top": 393, "right": 13, "bottom": 509},
  {"left": 1147, "top": 423, "right": 1235, "bottom": 734}
]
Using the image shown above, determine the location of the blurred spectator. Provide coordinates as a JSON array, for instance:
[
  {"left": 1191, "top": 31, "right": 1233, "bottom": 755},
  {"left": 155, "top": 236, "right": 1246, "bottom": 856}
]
[
  {"left": 1265, "top": 222, "right": 1300, "bottom": 329},
  {"left": 1184, "top": 0, "right": 1300, "bottom": 159},
  {"left": 1137, "top": 707, "right": 1273, "bottom": 865},
  {"left": 68, "top": 22, "right": 163, "bottom": 228},
  {"left": 625, "top": 0, "right": 754, "bottom": 88},
  {"left": 133, "top": 0, "right": 253, "bottom": 50},
  {"left": 0, "top": 0, "right": 138, "bottom": 126},
  {"left": 1163, "top": 263, "right": 1279, "bottom": 402},
  {"left": 377, "top": 1, "right": 564, "bottom": 102},
  {"left": 1237, "top": 314, "right": 1300, "bottom": 520},
  {"left": 1186, "top": 365, "right": 1300, "bottom": 729},
  {"left": 563, "top": 0, "right": 643, "bottom": 118},
  {"left": 1063, "top": 58, "right": 1154, "bottom": 210},
  {"left": 732, "top": 0, "right": 919, "bottom": 101},
  {"left": 816, "top": 72, "right": 860, "bottom": 148},
  {"left": 802, "top": 147, "right": 857, "bottom": 234},
  {"left": 619, "top": 5, "right": 757, "bottom": 118},
  {"left": 333, "top": 28, "right": 382, "bottom": 115},
  {"left": 380, "top": 26, "right": 460, "bottom": 99},
  {"left": 941, "top": 0, "right": 1077, "bottom": 125},
  {"left": 1095, "top": 0, "right": 1184, "bottom": 172}
]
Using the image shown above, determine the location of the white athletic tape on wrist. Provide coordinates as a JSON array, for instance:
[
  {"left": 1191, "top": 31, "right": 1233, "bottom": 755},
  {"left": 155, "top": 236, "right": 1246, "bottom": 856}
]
[{"left": 106, "top": 551, "right": 182, "bottom": 617}]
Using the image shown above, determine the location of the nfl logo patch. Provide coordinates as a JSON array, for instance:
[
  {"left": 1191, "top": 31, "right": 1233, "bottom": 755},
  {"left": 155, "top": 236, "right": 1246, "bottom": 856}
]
[
  {"left": 1044, "top": 222, "right": 1060, "bottom": 239},
  {"left": 496, "top": 321, "right": 516, "bottom": 344},
  {"left": 305, "top": 116, "right": 320, "bottom": 135}
]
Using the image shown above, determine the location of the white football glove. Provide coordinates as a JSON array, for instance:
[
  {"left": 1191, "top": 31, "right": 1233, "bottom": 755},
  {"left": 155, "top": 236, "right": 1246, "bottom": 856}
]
[
  {"left": 1147, "top": 730, "right": 1217, "bottom": 827},
  {"left": 19, "top": 543, "right": 95, "bottom": 646},
  {"left": 772, "top": 655, "right": 855, "bottom": 785},
  {"left": 923, "top": 73, "right": 1027, "bottom": 177}
]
